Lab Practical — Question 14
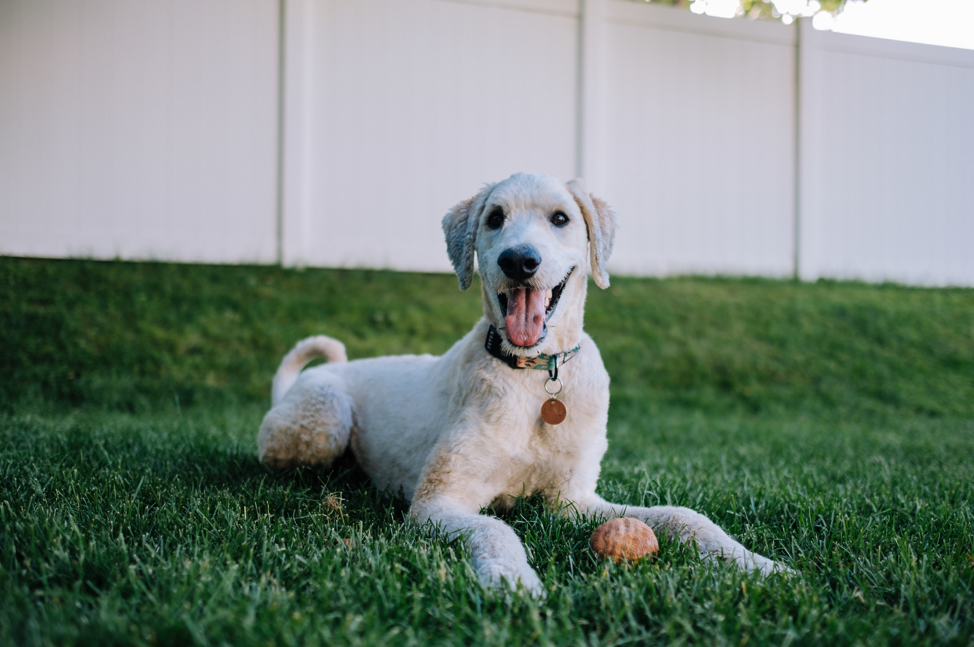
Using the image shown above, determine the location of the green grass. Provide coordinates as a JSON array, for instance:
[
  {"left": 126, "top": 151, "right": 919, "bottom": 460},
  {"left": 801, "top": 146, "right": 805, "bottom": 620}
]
[{"left": 1, "top": 256, "right": 973, "bottom": 646}]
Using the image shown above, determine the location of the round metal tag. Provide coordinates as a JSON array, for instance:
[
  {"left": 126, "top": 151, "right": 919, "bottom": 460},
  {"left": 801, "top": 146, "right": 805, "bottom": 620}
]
[{"left": 541, "top": 398, "right": 567, "bottom": 425}]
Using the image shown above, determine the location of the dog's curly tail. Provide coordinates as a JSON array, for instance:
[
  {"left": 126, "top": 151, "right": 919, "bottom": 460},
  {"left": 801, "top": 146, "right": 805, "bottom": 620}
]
[{"left": 271, "top": 335, "right": 348, "bottom": 406}]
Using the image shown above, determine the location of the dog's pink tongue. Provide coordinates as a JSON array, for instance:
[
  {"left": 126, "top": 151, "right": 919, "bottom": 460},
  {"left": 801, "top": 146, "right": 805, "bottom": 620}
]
[{"left": 505, "top": 288, "right": 545, "bottom": 347}]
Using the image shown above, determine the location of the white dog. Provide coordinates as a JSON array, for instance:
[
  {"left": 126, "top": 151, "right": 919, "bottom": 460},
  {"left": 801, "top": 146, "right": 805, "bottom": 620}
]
[{"left": 258, "top": 173, "right": 785, "bottom": 595}]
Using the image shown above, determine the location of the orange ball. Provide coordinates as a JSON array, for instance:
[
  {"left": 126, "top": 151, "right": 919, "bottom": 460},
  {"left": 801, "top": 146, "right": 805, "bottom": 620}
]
[{"left": 590, "top": 518, "right": 659, "bottom": 563}]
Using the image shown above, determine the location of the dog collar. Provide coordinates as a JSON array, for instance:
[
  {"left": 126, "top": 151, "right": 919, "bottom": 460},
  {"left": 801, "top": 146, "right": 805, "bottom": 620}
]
[{"left": 484, "top": 326, "right": 580, "bottom": 372}]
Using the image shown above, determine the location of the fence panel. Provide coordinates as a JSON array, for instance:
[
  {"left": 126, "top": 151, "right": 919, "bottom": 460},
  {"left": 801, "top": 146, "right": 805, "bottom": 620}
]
[
  {"left": 0, "top": 0, "right": 280, "bottom": 263},
  {"left": 601, "top": 1, "right": 797, "bottom": 278},
  {"left": 799, "top": 23, "right": 974, "bottom": 286},
  {"left": 281, "top": 0, "right": 581, "bottom": 272}
]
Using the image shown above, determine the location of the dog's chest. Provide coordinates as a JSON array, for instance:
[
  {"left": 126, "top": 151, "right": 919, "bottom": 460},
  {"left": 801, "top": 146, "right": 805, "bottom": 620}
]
[
  {"left": 482, "top": 398, "right": 598, "bottom": 497},
  {"left": 444, "top": 333, "right": 610, "bottom": 503}
]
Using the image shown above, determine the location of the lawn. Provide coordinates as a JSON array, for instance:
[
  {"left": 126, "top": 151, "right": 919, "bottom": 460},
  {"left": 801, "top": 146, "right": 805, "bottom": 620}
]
[{"left": 1, "top": 256, "right": 972, "bottom": 646}]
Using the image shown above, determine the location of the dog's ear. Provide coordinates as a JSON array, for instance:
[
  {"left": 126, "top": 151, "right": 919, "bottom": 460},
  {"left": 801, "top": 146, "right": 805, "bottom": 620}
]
[
  {"left": 442, "top": 183, "right": 496, "bottom": 290},
  {"left": 566, "top": 179, "right": 618, "bottom": 289}
]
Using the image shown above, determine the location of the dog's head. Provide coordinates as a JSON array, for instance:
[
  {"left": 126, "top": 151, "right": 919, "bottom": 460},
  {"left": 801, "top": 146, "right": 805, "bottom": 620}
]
[{"left": 442, "top": 173, "right": 618, "bottom": 355}]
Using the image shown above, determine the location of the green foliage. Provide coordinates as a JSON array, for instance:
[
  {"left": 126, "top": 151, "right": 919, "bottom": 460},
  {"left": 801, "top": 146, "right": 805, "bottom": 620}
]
[
  {"left": 645, "top": 0, "right": 863, "bottom": 21},
  {"left": 1, "top": 257, "right": 972, "bottom": 646}
]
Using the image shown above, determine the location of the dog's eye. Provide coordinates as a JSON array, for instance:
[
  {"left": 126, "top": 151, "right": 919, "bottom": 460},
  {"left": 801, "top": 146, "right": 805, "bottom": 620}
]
[
  {"left": 550, "top": 212, "right": 569, "bottom": 227},
  {"left": 486, "top": 208, "right": 505, "bottom": 230}
]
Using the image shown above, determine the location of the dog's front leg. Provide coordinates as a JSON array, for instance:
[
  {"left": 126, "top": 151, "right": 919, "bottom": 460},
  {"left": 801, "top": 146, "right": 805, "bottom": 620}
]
[
  {"left": 569, "top": 495, "right": 788, "bottom": 575},
  {"left": 410, "top": 496, "right": 544, "bottom": 596}
]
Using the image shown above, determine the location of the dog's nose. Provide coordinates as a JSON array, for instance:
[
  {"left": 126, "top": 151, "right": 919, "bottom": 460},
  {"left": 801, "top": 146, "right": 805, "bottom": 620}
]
[{"left": 497, "top": 245, "right": 541, "bottom": 282}]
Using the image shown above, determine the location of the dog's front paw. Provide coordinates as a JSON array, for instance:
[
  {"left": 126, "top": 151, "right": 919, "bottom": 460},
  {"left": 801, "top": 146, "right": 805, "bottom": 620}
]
[
  {"left": 751, "top": 555, "right": 795, "bottom": 576},
  {"left": 731, "top": 550, "right": 795, "bottom": 576},
  {"left": 476, "top": 560, "right": 544, "bottom": 598}
]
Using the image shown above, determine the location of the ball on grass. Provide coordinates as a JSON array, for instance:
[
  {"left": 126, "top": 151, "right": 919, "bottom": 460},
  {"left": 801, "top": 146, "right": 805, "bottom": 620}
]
[{"left": 590, "top": 517, "right": 659, "bottom": 563}]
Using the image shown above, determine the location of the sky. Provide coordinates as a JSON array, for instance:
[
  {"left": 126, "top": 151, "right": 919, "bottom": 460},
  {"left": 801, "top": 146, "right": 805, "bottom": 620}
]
[{"left": 690, "top": 0, "right": 974, "bottom": 50}]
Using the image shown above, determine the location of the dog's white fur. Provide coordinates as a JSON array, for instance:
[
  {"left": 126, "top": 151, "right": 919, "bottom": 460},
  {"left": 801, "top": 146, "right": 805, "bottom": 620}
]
[{"left": 258, "top": 173, "right": 785, "bottom": 595}]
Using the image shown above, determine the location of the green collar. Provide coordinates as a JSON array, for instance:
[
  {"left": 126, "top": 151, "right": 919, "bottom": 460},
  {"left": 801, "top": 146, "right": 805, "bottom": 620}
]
[{"left": 484, "top": 326, "right": 580, "bottom": 372}]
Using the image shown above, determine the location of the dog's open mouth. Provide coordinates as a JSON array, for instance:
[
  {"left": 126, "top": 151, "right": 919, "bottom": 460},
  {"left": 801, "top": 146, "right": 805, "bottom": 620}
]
[{"left": 496, "top": 268, "right": 573, "bottom": 348}]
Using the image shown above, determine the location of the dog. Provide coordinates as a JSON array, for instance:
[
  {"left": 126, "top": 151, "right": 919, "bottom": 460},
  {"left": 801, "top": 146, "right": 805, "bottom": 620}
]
[{"left": 257, "top": 173, "right": 785, "bottom": 595}]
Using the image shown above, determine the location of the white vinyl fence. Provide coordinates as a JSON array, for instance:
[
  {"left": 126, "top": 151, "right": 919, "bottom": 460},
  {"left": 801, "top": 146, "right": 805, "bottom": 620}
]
[
  {"left": 1, "top": 0, "right": 972, "bottom": 285},
  {"left": 0, "top": 0, "right": 280, "bottom": 264},
  {"left": 600, "top": 2, "right": 797, "bottom": 277},
  {"left": 798, "top": 25, "right": 974, "bottom": 286}
]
